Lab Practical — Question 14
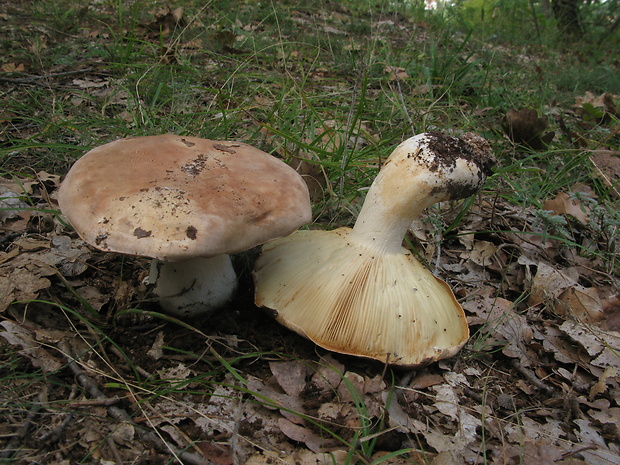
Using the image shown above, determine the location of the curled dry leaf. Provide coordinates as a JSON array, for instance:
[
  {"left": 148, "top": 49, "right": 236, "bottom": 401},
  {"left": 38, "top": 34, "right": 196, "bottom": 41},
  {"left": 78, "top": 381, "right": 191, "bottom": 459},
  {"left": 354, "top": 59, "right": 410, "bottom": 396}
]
[{"left": 502, "top": 108, "right": 555, "bottom": 150}]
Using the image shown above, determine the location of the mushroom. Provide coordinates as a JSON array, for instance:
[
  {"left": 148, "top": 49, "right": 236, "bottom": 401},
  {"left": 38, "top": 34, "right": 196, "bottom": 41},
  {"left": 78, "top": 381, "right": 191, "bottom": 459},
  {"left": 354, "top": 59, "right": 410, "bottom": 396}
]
[
  {"left": 58, "top": 134, "right": 311, "bottom": 317},
  {"left": 253, "top": 132, "right": 494, "bottom": 367}
]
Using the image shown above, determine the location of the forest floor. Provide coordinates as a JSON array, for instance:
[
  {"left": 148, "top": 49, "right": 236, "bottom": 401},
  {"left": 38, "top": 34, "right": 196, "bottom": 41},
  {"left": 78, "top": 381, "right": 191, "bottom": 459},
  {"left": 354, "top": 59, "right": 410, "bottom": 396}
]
[{"left": 1, "top": 1, "right": 619, "bottom": 464}]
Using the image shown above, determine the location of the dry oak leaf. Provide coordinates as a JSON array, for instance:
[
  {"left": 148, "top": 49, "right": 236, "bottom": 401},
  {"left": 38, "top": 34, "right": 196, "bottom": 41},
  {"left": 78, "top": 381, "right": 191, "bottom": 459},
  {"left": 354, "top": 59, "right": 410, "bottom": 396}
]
[
  {"left": 502, "top": 108, "right": 555, "bottom": 150},
  {"left": 574, "top": 91, "right": 620, "bottom": 123},
  {"left": 528, "top": 263, "right": 604, "bottom": 324},
  {"left": 543, "top": 191, "right": 590, "bottom": 225}
]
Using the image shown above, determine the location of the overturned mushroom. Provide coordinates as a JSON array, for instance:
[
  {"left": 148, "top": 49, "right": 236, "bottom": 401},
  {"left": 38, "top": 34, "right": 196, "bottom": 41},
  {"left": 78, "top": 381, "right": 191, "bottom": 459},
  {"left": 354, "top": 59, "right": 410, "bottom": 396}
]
[
  {"left": 253, "top": 132, "right": 494, "bottom": 367},
  {"left": 58, "top": 135, "right": 311, "bottom": 317}
]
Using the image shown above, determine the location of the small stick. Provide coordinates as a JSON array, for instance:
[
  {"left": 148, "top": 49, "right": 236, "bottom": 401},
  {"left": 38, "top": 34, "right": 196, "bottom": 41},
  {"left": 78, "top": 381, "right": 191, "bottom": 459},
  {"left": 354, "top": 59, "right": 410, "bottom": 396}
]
[
  {"left": 0, "top": 68, "right": 94, "bottom": 85},
  {"left": 39, "top": 412, "right": 74, "bottom": 443},
  {"left": 511, "top": 359, "right": 555, "bottom": 394},
  {"left": 63, "top": 397, "right": 123, "bottom": 407},
  {"left": 106, "top": 436, "right": 124, "bottom": 465}
]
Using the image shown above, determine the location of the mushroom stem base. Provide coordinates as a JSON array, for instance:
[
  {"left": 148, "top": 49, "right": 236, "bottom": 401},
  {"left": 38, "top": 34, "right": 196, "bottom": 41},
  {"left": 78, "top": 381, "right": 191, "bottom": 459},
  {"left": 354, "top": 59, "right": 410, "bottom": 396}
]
[{"left": 150, "top": 255, "right": 238, "bottom": 317}]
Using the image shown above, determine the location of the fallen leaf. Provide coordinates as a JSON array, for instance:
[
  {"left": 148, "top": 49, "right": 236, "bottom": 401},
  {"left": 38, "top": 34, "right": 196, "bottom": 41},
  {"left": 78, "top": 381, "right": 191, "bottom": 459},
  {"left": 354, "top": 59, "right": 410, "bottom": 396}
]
[
  {"left": 601, "top": 294, "right": 620, "bottom": 331},
  {"left": 269, "top": 360, "right": 311, "bottom": 397},
  {"left": 0, "top": 321, "right": 63, "bottom": 372},
  {"left": 502, "top": 108, "right": 555, "bottom": 150},
  {"left": 543, "top": 191, "right": 590, "bottom": 225},
  {"left": 529, "top": 263, "right": 578, "bottom": 308},
  {"left": 147, "top": 331, "right": 165, "bottom": 360},
  {"left": 195, "top": 441, "right": 233, "bottom": 465},
  {"left": 574, "top": 92, "right": 620, "bottom": 124},
  {"left": 588, "top": 367, "right": 617, "bottom": 400},
  {"left": 461, "top": 240, "right": 498, "bottom": 267},
  {"left": 277, "top": 418, "right": 339, "bottom": 453},
  {"left": 557, "top": 286, "right": 604, "bottom": 323},
  {"left": 1, "top": 62, "right": 25, "bottom": 73},
  {"left": 384, "top": 65, "right": 409, "bottom": 81}
]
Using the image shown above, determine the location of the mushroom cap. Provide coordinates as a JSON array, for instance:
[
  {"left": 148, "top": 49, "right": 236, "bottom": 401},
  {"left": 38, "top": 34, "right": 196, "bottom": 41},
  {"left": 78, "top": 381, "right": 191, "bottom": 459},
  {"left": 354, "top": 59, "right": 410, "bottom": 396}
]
[
  {"left": 253, "top": 228, "right": 469, "bottom": 367},
  {"left": 58, "top": 135, "right": 312, "bottom": 261}
]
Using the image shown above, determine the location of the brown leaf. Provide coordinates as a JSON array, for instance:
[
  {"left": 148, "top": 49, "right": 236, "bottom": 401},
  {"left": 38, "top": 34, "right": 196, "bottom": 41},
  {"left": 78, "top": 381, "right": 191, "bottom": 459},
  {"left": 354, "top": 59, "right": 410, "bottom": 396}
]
[
  {"left": 277, "top": 418, "right": 338, "bottom": 453},
  {"left": 588, "top": 367, "right": 616, "bottom": 401},
  {"left": 557, "top": 286, "right": 603, "bottom": 323},
  {"left": 409, "top": 372, "right": 445, "bottom": 390},
  {"left": 310, "top": 354, "right": 344, "bottom": 393},
  {"left": 543, "top": 191, "right": 590, "bottom": 225},
  {"left": 246, "top": 377, "right": 307, "bottom": 425},
  {"left": 461, "top": 240, "right": 498, "bottom": 267},
  {"left": 528, "top": 263, "right": 578, "bottom": 307},
  {"left": 502, "top": 108, "right": 555, "bottom": 150},
  {"left": 0, "top": 321, "right": 64, "bottom": 372},
  {"left": 574, "top": 91, "right": 620, "bottom": 123},
  {"left": 195, "top": 441, "right": 233, "bottom": 465},
  {"left": 384, "top": 65, "right": 408, "bottom": 81},
  {"left": 289, "top": 153, "right": 327, "bottom": 202},
  {"left": 269, "top": 360, "right": 311, "bottom": 397},
  {"left": 463, "top": 294, "right": 537, "bottom": 365},
  {"left": 1, "top": 62, "right": 25, "bottom": 73},
  {"left": 142, "top": 6, "right": 185, "bottom": 36}
]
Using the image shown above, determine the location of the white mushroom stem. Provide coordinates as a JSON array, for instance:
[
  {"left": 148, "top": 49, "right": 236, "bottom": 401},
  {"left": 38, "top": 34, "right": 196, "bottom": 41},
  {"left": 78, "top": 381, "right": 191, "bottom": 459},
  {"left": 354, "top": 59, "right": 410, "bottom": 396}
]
[
  {"left": 351, "top": 134, "right": 487, "bottom": 255},
  {"left": 150, "top": 255, "right": 237, "bottom": 316}
]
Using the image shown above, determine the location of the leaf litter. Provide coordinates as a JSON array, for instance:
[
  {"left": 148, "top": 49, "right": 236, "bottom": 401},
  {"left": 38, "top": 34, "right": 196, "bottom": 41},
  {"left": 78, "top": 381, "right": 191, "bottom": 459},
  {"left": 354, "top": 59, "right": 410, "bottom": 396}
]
[{"left": 1, "top": 147, "right": 620, "bottom": 464}]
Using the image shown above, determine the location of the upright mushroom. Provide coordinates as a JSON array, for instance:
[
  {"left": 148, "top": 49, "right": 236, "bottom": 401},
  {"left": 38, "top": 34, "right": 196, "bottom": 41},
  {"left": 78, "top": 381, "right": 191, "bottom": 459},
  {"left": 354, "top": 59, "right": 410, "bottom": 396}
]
[
  {"left": 58, "top": 134, "right": 311, "bottom": 317},
  {"left": 253, "top": 132, "right": 494, "bottom": 367}
]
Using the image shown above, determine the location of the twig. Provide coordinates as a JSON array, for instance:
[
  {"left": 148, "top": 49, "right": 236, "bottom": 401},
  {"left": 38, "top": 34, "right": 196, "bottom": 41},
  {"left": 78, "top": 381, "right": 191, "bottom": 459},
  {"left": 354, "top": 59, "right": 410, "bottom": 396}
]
[
  {"left": 106, "top": 436, "right": 124, "bottom": 465},
  {"left": 39, "top": 412, "right": 74, "bottom": 443},
  {"left": 511, "top": 359, "right": 555, "bottom": 394},
  {"left": 57, "top": 340, "right": 215, "bottom": 465},
  {"left": 231, "top": 394, "right": 245, "bottom": 465},
  {"left": 64, "top": 396, "right": 124, "bottom": 407},
  {"left": 0, "top": 68, "right": 94, "bottom": 86},
  {"left": 561, "top": 444, "right": 599, "bottom": 459}
]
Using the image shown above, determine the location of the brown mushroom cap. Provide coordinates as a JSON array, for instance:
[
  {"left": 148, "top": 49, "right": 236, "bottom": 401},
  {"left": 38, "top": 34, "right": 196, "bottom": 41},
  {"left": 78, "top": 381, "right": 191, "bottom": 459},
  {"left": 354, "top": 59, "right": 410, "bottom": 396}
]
[{"left": 58, "top": 135, "right": 312, "bottom": 260}]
